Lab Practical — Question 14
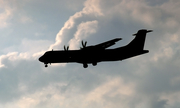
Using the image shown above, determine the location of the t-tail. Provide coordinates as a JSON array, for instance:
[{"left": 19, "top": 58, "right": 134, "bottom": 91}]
[{"left": 126, "top": 29, "right": 152, "bottom": 52}]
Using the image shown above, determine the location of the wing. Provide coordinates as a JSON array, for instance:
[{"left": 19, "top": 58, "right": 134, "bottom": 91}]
[
  {"left": 80, "top": 38, "right": 122, "bottom": 51},
  {"left": 94, "top": 38, "right": 122, "bottom": 49}
]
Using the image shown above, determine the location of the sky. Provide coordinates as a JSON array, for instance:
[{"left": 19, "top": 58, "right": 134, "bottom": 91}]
[{"left": 0, "top": 0, "right": 180, "bottom": 108}]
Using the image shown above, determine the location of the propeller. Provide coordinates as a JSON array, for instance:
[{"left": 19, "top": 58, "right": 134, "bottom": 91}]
[
  {"left": 80, "top": 40, "right": 87, "bottom": 49},
  {"left": 64, "top": 45, "right": 69, "bottom": 51}
]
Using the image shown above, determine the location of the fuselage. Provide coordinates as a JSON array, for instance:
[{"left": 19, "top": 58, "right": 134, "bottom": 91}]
[{"left": 39, "top": 46, "right": 149, "bottom": 64}]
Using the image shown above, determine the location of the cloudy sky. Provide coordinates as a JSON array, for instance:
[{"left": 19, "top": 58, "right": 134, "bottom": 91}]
[{"left": 0, "top": 0, "right": 180, "bottom": 108}]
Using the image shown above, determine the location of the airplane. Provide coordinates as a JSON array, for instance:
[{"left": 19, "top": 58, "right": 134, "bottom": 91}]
[{"left": 39, "top": 29, "right": 152, "bottom": 68}]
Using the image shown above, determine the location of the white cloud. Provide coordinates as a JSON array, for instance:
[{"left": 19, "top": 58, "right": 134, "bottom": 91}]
[
  {"left": 0, "top": 38, "right": 53, "bottom": 68},
  {"left": 0, "top": 52, "right": 31, "bottom": 68},
  {"left": 20, "top": 39, "right": 53, "bottom": 54},
  {"left": 83, "top": 0, "right": 103, "bottom": 16},
  {"left": 49, "top": 0, "right": 103, "bottom": 50},
  {"left": 150, "top": 31, "right": 180, "bottom": 63},
  {"left": 69, "top": 20, "right": 98, "bottom": 49},
  {"left": 85, "top": 77, "right": 135, "bottom": 106},
  {"left": 3, "top": 38, "right": 53, "bottom": 55},
  {"left": 0, "top": 77, "right": 135, "bottom": 108},
  {"left": 0, "top": 1, "right": 12, "bottom": 28}
]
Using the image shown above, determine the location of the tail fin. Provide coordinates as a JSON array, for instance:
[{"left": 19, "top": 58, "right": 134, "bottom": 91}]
[{"left": 127, "top": 29, "right": 152, "bottom": 50}]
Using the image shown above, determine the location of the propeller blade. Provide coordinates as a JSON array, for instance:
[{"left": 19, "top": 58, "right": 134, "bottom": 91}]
[
  {"left": 64, "top": 45, "right": 69, "bottom": 51},
  {"left": 82, "top": 40, "right": 84, "bottom": 47},
  {"left": 80, "top": 40, "right": 88, "bottom": 49},
  {"left": 81, "top": 40, "right": 87, "bottom": 48},
  {"left": 84, "top": 41, "right": 87, "bottom": 47}
]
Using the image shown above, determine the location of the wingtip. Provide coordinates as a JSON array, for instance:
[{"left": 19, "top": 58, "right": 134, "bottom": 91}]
[
  {"left": 117, "top": 38, "right": 122, "bottom": 40},
  {"left": 147, "top": 30, "right": 153, "bottom": 32}
]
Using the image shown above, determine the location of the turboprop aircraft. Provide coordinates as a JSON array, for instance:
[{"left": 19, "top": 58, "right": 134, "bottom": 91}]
[{"left": 39, "top": 29, "right": 152, "bottom": 68}]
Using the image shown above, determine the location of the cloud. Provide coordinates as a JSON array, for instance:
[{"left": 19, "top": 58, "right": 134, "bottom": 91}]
[
  {"left": 0, "top": 0, "right": 180, "bottom": 108},
  {"left": 49, "top": 0, "right": 103, "bottom": 50},
  {"left": 20, "top": 16, "right": 33, "bottom": 23},
  {"left": 0, "top": 77, "right": 135, "bottom": 108},
  {"left": 2, "top": 39, "right": 53, "bottom": 57},
  {"left": 0, "top": 0, "right": 13, "bottom": 28},
  {"left": 69, "top": 20, "right": 98, "bottom": 49}
]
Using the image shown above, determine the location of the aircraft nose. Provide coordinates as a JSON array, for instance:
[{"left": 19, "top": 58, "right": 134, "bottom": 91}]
[{"left": 39, "top": 56, "right": 43, "bottom": 62}]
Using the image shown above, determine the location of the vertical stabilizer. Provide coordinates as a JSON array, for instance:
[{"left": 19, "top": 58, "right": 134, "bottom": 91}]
[{"left": 127, "top": 29, "right": 152, "bottom": 50}]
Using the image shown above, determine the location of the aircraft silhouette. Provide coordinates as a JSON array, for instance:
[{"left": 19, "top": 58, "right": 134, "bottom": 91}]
[{"left": 39, "top": 29, "right": 152, "bottom": 68}]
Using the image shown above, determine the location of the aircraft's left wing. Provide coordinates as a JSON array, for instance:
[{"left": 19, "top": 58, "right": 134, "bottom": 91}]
[{"left": 94, "top": 38, "right": 122, "bottom": 49}]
